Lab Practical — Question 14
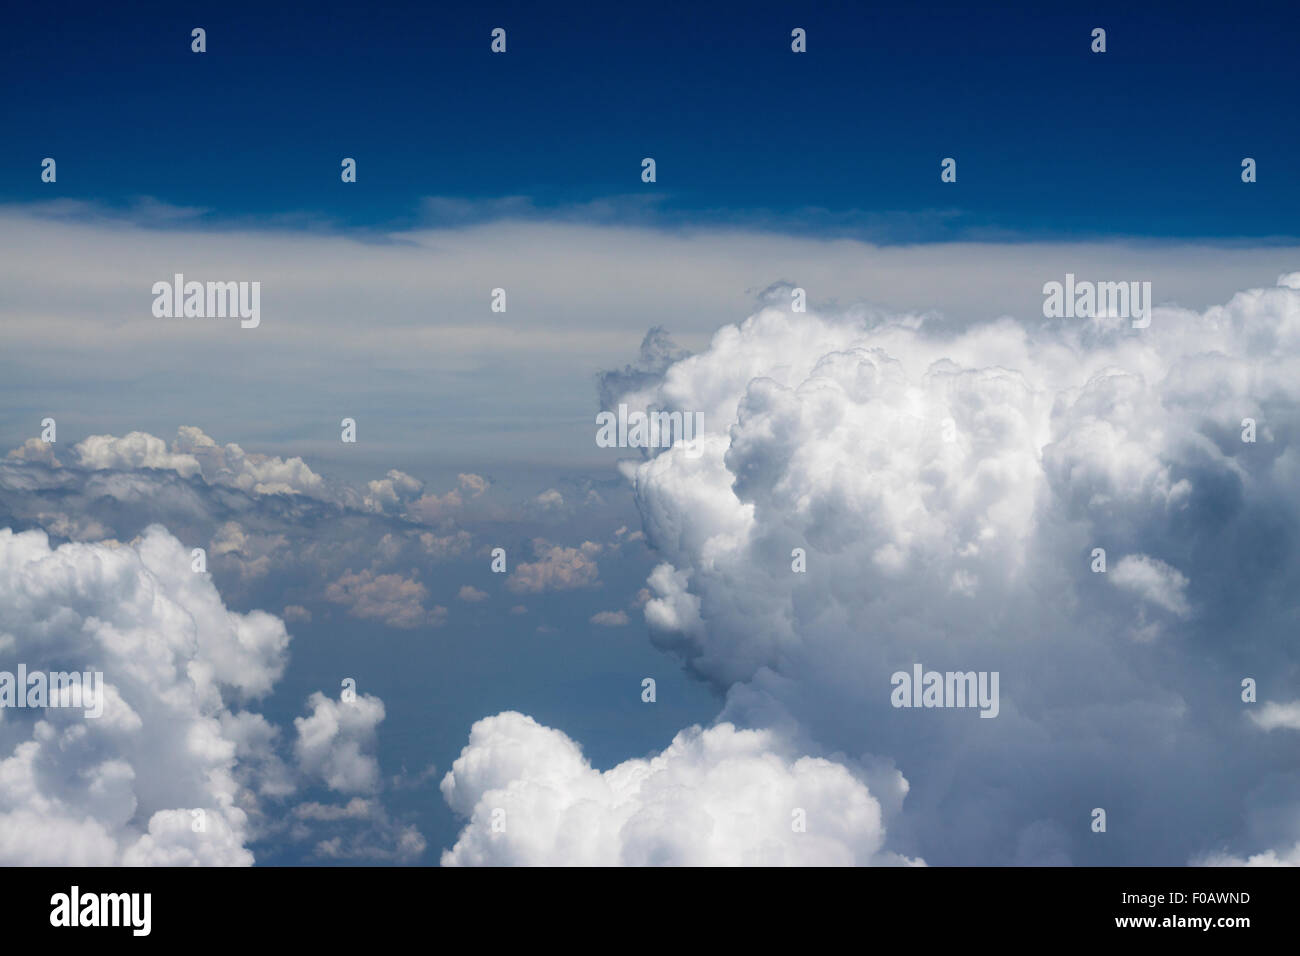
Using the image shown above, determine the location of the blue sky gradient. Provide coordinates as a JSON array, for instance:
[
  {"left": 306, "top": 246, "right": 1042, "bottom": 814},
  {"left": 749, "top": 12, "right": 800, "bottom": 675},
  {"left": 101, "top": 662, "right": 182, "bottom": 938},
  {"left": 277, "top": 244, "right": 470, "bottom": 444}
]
[{"left": 3, "top": 0, "right": 1297, "bottom": 239}]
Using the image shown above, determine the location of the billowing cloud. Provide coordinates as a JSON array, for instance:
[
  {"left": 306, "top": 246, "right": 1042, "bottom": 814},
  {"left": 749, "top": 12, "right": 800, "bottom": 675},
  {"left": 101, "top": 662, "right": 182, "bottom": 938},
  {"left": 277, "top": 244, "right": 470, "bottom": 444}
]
[
  {"left": 364, "top": 470, "right": 424, "bottom": 514},
  {"left": 440, "top": 712, "right": 915, "bottom": 866},
  {"left": 75, "top": 430, "right": 203, "bottom": 478},
  {"left": 293, "top": 692, "right": 386, "bottom": 795},
  {"left": 75, "top": 426, "right": 327, "bottom": 497},
  {"left": 600, "top": 272, "right": 1300, "bottom": 865},
  {"left": 0, "top": 525, "right": 289, "bottom": 865},
  {"left": 6, "top": 438, "right": 61, "bottom": 467}
]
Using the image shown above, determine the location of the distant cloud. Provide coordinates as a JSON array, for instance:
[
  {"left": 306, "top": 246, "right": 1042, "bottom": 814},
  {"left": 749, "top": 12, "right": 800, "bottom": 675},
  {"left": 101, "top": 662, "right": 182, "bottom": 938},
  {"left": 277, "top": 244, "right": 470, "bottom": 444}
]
[
  {"left": 283, "top": 604, "right": 312, "bottom": 623},
  {"left": 507, "top": 539, "right": 601, "bottom": 594},
  {"left": 533, "top": 489, "right": 564, "bottom": 511},
  {"left": 325, "top": 569, "right": 433, "bottom": 629}
]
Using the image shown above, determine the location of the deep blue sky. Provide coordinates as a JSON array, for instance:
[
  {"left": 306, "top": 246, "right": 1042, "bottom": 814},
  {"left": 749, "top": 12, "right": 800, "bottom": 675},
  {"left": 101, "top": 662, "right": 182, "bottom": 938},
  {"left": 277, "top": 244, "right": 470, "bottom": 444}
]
[{"left": 2, "top": 0, "right": 1297, "bottom": 239}]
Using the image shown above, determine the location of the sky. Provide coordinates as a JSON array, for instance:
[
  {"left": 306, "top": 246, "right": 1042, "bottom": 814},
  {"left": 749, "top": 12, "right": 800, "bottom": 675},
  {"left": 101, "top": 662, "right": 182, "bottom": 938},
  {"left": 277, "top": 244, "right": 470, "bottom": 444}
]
[
  {"left": 2, "top": 0, "right": 1297, "bottom": 238},
  {"left": 2, "top": 0, "right": 1300, "bottom": 867}
]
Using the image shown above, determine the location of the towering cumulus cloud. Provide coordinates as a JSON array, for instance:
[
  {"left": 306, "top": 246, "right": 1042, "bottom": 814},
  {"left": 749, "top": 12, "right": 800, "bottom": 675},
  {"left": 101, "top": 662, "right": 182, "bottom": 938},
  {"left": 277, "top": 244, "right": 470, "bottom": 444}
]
[
  {"left": 0, "top": 525, "right": 289, "bottom": 864},
  {"left": 443, "top": 273, "right": 1300, "bottom": 866}
]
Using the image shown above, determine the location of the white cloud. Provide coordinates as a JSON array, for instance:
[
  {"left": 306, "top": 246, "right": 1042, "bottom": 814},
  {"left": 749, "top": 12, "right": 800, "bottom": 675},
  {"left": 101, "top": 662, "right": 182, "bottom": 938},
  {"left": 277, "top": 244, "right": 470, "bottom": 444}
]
[
  {"left": 440, "top": 712, "right": 915, "bottom": 866},
  {"left": 589, "top": 610, "right": 628, "bottom": 627},
  {"left": 603, "top": 272, "right": 1300, "bottom": 865},
  {"left": 72, "top": 426, "right": 326, "bottom": 498},
  {"left": 293, "top": 692, "right": 386, "bottom": 795},
  {"left": 1198, "top": 843, "right": 1300, "bottom": 866},
  {"left": 1110, "top": 553, "right": 1193, "bottom": 620},
  {"left": 0, "top": 525, "right": 291, "bottom": 865},
  {"left": 75, "top": 431, "right": 201, "bottom": 478},
  {"left": 363, "top": 469, "right": 424, "bottom": 513},
  {"left": 1248, "top": 701, "right": 1300, "bottom": 732}
]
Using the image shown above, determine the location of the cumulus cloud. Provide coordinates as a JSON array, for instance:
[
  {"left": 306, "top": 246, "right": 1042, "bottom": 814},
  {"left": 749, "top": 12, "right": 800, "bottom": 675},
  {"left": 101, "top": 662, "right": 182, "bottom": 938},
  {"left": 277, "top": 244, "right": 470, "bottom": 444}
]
[
  {"left": 293, "top": 692, "right": 386, "bottom": 795},
  {"left": 507, "top": 540, "right": 601, "bottom": 594},
  {"left": 6, "top": 438, "right": 61, "bottom": 467},
  {"left": 210, "top": 521, "right": 289, "bottom": 581},
  {"left": 363, "top": 470, "right": 424, "bottom": 513},
  {"left": 324, "top": 569, "right": 437, "bottom": 629},
  {"left": 407, "top": 475, "right": 489, "bottom": 523},
  {"left": 598, "top": 272, "right": 1300, "bottom": 865},
  {"left": 417, "top": 530, "right": 473, "bottom": 560},
  {"left": 10, "top": 427, "right": 484, "bottom": 538},
  {"left": 458, "top": 585, "right": 488, "bottom": 602},
  {"left": 533, "top": 489, "right": 564, "bottom": 511},
  {"left": 74, "top": 426, "right": 328, "bottom": 498},
  {"left": 75, "top": 430, "right": 203, "bottom": 478},
  {"left": 0, "top": 525, "right": 289, "bottom": 865},
  {"left": 440, "top": 712, "right": 915, "bottom": 866},
  {"left": 0, "top": 520, "right": 424, "bottom": 866},
  {"left": 589, "top": 610, "right": 628, "bottom": 627}
]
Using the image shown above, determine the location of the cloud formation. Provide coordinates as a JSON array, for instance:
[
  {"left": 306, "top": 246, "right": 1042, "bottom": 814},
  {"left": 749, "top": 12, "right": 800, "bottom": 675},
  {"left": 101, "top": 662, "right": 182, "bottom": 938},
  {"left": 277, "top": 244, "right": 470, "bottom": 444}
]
[
  {"left": 507, "top": 540, "right": 601, "bottom": 594},
  {"left": 294, "top": 692, "right": 387, "bottom": 795},
  {"left": 325, "top": 569, "right": 440, "bottom": 630},
  {"left": 440, "top": 712, "right": 915, "bottom": 866},
  {"left": 598, "top": 272, "right": 1300, "bottom": 865},
  {"left": 0, "top": 525, "right": 288, "bottom": 865}
]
